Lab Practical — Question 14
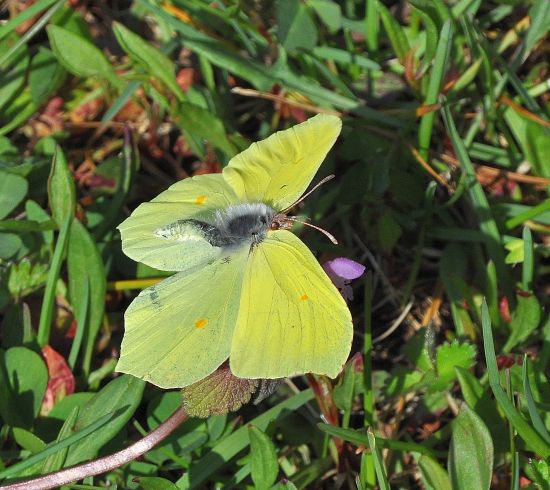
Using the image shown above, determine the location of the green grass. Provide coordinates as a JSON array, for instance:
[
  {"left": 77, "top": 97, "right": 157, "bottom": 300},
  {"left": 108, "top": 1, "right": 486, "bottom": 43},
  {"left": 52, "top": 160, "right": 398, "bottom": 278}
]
[{"left": 0, "top": 1, "right": 549, "bottom": 489}]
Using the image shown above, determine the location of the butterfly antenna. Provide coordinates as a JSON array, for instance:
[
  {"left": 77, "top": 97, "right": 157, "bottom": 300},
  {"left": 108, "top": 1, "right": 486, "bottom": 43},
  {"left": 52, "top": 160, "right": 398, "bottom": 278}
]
[
  {"left": 286, "top": 217, "right": 338, "bottom": 245},
  {"left": 280, "top": 175, "right": 335, "bottom": 214}
]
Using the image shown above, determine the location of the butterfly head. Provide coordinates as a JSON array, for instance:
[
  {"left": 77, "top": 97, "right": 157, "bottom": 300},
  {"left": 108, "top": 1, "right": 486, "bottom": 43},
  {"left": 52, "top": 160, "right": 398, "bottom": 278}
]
[{"left": 270, "top": 214, "right": 295, "bottom": 231}]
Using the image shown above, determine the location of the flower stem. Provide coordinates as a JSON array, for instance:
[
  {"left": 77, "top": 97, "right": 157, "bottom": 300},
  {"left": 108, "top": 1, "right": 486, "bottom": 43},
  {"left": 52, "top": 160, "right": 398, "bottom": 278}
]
[{"left": 2, "top": 408, "right": 188, "bottom": 490}]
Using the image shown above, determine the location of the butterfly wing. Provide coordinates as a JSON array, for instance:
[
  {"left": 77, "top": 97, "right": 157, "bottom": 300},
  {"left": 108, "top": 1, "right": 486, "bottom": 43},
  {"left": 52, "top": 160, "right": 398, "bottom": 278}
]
[
  {"left": 222, "top": 114, "right": 342, "bottom": 210},
  {"left": 116, "top": 246, "right": 250, "bottom": 388},
  {"left": 118, "top": 173, "right": 239, "bottom": 271},
  {"left": 230, "top": 230, "right": 352, "bottom": 379}
]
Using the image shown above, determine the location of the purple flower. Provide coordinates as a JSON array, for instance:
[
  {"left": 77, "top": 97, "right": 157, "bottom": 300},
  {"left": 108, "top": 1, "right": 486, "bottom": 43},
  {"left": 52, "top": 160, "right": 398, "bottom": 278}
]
[{"left": 323, "top": 258, "right": 366, "bottom": 301}]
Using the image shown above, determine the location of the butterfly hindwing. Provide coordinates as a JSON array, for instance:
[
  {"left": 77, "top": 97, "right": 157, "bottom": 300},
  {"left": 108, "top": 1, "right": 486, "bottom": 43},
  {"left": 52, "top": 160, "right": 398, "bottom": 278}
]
[
  {"left": 222, "top": 114, "right": 342, "bottom": 210},
  {"left": 230, "top": 230, "right": 352, "bottom": 379},
  {"left": 116, "top": 246, "right": 250, "bottom": 388}
]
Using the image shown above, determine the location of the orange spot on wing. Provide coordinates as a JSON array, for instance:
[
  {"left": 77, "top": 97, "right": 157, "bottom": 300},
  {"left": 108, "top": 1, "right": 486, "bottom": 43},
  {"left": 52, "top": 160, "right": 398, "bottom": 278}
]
[
  {"left": 195, "top": 319, "right": 208, "bottom": 329},
  {"left": 300, "top": 294, "right": 309, "bottom": 301},
  {"left": 195, "top": 195, "right": 206, "bottom": 205}
]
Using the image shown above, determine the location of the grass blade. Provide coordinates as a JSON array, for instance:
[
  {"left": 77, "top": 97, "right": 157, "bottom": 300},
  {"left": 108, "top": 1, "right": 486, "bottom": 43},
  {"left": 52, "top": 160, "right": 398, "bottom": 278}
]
[
  {"left": 36, "top": 212, "right": 71, "bottom": 347},
  {"left": 522, "top": 357, "right": 550, "bottom": 444},
  {"left": 317, "top": 423, "right": 444, "bottom": 458},
  {"left": 522, "top": 227, "right": 534, "bottom": 291},
  {"left": 0, "top": 0, "right": 65, "bottom": 69},
  {"left": 93, "top": 127, "right": 137, "bottom": 240},
  {"left": 410, "top": 1, "right": 440, "bottom": 75},
  {"left": 440, "top": 102, "right": 511, "bottom": 295},
  {"left": 0, "top": 0, "right": 57, "bottom": 41},
  {"left": 481, "top": 301, "right": 550, "bottom": 457},
  {"left": 511, "top": 451, "right": 520, "bottom": 490},
  {"left": 68, "top": 279, "right": 89, "bottom": 370},
  {"left": 367, "top": 429, "right": 390, "bottom": 490},
  {"left": 418, "top": 20, "right": 452, "bottom": 160},
  {"left": 365, "top": 0, "right": 379, "bottom": 53},
  {"left": 101, "top": 80, "right": 142, "bottom": 124},
  {"left": 506, "top": 199, "right": 550, "bottom": 230},
  {"left": 312, "top": 46, "right": 380, "bottom": 70},
  {"left": 377, "top": 2, "right": 410, "bottom": 63}
]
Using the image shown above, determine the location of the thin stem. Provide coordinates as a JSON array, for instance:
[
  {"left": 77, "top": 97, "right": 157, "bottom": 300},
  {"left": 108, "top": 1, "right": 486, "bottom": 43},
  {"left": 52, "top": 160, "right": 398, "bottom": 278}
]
[
  {"left": 363, "top": 270, "right": 374, "bottom": 428},
  {"left": 362, "top": 271, "right": 376, "bottom": 489},
  {"left": 2, "top": 408, "right": 188, "bottom": 490}
]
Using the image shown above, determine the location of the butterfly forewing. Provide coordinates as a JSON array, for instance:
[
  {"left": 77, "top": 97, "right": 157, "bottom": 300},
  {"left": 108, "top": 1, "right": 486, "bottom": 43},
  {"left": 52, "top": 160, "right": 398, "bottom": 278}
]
[
  {"left": 118, "top": 173, "right": 239, "bottom": 271},
  {"left": 222, "top": 115, "right": 342, "bottom": 210}
]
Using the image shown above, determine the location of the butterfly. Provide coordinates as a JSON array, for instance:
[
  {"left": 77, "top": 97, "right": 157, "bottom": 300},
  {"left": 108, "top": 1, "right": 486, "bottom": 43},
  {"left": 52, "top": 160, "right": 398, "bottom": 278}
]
[{"left": 116, "top": 114, "right": 353, "bottom": 389}]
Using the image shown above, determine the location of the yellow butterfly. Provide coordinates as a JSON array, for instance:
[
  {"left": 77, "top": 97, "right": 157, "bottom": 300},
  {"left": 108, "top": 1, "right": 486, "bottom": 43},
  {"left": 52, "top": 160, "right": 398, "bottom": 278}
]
[{"left": 116, "top": 114, "right": 352, "bottom": 388}]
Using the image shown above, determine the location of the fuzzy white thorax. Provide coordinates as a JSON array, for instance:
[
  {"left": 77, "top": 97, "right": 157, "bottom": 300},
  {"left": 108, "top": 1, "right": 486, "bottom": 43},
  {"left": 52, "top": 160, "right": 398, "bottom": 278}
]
[
  {"left": 213, "top": 202, "right": 276, "bottom": 245},
  {"left": 215, "top": 203, "right": 275, "bottom": 228}
]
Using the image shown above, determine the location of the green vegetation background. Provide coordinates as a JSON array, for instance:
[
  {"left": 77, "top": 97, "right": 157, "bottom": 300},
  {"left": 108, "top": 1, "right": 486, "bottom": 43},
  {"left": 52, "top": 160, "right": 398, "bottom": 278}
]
[{"left": 0, "top": 0, "right": 549, "bottom": 488}]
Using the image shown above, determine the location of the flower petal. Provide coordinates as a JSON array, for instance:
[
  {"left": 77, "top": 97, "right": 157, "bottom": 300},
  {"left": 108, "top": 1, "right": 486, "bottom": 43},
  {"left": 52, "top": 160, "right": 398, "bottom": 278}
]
[{"left": 323, "top": 258, "right": 366, "bottom": 281}]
